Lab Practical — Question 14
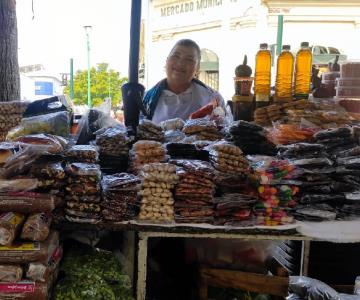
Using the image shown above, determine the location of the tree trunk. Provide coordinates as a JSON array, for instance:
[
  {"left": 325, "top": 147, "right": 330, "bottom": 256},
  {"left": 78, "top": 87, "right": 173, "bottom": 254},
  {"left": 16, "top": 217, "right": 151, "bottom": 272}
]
[{"left": 0, "top": 0, "right": 20, "bottom": 101}]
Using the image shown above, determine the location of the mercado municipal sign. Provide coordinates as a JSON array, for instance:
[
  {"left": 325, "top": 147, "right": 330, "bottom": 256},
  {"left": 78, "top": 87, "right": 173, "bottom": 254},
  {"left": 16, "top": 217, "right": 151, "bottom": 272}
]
[{"left": 160, "top": 0, "right": 223, "bottom": 17}]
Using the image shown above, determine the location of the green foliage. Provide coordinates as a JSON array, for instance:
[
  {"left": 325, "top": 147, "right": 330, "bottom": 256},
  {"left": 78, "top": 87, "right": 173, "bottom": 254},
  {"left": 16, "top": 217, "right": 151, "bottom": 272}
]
[
  {"left": 55, "top": 247, "right": 134, "bottom": 300},
  {"left": 64, "top": 63, "right": 128, "bottom": 107}
]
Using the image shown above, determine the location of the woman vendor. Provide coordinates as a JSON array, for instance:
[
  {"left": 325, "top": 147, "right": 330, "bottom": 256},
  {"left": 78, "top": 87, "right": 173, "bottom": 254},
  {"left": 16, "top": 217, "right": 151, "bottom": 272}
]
[
  {"left": 142, "top": 39, "right": 227, "bottom": 299},
  {"left": 143, "top": 38, "right": 224, "bottom": 124}
]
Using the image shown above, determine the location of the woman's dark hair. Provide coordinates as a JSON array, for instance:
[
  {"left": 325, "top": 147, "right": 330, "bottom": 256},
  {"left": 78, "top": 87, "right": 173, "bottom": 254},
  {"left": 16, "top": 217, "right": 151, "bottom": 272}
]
[{"left": 170, "top": 39, "right": 201, "bottom": 62}]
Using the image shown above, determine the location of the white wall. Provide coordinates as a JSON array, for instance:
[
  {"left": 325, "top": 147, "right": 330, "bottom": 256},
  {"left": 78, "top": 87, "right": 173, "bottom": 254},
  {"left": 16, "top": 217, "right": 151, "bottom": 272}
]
[
  {"left": 145, "top": 0, "right": 360, "bottom": 100},
  {"left": 20, "top": 74, "right": 64, "bottom": 101}
]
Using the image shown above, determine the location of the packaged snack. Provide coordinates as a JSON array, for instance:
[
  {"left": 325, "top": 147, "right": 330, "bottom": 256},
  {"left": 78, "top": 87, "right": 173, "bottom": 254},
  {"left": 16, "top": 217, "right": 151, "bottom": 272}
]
[
  {"left": 0, "top": 212, "right": 25, "bottom": 246},
  {"left": 20, "top": 213, "right": 52, "bottom": 242},
  {"left": 0, "top": 231, "right": 59, "bottom": 264},
  {"left": 0, "top": 265, "right": 23, "bottom": 282},
  {"left": 7, "top": 111, "right": 70, "bottom": 140},
  {"left": 0, "top": 192, "right": 58, "bottom": 213}
]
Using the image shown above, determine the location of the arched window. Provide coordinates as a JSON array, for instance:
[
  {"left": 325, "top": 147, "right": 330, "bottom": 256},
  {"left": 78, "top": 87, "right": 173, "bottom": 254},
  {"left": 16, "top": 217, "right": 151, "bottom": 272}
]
[{"left": 198, "top": 49, "right": 219, "bottom": 90}]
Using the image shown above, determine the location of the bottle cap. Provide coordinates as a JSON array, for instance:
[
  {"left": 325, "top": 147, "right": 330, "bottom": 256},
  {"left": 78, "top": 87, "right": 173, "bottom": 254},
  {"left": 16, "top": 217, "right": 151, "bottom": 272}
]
[
  {"left": 282, "top": 45, "right": 291, "bottom": 50},
  {"left": 301, "top": 42, "right": 309, "bottom": 47},
  {"left": 260, "top": 43, "right": 268, "bottom": 49}
]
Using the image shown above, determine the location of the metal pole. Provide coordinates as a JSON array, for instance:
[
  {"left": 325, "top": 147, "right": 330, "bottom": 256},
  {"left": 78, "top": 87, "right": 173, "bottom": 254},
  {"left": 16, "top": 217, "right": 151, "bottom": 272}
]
[
  {"left": 128, "top": 0, "right": 142, "bottom": 83},
  {"left": 108, "top": 73, "right": 111, "bottom": 99},
  {"left": 276, "top": 15, "right": 283, "bottom": 55},
  {"left": 84, "top": 25, "right": 92, "bottom": 108},
  {"left": 122, "top": 0, "right": 147, "bottom": 129},
  {"left": 70, "top": 58, "right": 74, "bottom": 99}
]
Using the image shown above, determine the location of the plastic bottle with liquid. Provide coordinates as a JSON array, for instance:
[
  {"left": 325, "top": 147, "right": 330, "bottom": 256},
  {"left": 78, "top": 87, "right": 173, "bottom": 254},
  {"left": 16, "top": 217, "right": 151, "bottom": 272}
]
[
  {"left": 294, "top": 42, "right": 312, "bottom": 100},
  {"left": 275, "top": 45, "right": 294, "bottom": 102},
  {"left": 254, "top": 43, "right": 271, "bottom": 108}
]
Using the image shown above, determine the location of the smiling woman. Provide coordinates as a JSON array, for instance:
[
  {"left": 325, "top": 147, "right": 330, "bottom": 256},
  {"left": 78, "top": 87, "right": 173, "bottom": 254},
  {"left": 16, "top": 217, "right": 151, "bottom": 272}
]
[{"left": 143, "top": 39, "right": 224, "bottom": 123}]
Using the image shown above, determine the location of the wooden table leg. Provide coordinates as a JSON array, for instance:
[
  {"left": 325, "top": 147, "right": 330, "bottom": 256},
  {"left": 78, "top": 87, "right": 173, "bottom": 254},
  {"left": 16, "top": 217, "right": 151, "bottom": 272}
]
[
  {"left": 122, "top": 231, "right": 136, "bottom": 285},
  {"left": 300, "top": 240, "right": 311, "bottom": 276},
  {"left": 199, "top": 267, "right": 208, "bottom": 300},
  {"left": 137, "top": 232, "right": 148, "bottom": 300}
]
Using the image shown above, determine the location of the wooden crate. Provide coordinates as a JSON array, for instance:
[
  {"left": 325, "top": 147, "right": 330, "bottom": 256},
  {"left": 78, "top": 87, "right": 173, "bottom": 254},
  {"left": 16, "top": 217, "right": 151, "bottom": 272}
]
[{"left": 199, "top": 266, "right": 289, "bottom": 300}]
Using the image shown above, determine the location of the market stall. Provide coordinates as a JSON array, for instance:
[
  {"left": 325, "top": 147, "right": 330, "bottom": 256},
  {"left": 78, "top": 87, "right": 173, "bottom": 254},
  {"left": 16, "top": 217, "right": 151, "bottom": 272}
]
[{"left": 0, "top": 85, "right": 358, "bottom": 298}]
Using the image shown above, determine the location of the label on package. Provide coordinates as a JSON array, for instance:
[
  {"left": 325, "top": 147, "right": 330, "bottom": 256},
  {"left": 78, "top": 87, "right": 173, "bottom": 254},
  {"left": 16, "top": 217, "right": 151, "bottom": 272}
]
[
  {"left": 51, "top": 246, "right": 62, "bottom": 264},
  {"left": 0, "top": 281, "right": 35, "bottom": 293},
  {"left": 0, "top": 242, "right": 40, "bottom": 251},
  {"left": 0, "top": 212, "right": 24, "bottom": 226}
]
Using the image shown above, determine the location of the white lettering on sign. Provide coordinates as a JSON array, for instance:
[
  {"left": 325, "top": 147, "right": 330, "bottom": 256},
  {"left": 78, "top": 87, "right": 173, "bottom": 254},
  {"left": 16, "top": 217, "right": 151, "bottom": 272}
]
[{"left": 160, "top": 0, "right": 223, "bottom": 17}]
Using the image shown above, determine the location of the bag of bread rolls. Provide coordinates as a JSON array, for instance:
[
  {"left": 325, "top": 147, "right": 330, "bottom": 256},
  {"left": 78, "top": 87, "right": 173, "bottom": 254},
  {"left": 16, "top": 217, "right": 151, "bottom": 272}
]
[
  {"left": 20, "top": 213, "right": 52, "bottom": 242},
  {"left": 0, "top": 265, "right": 23, "bottom": 282},
  {"left": 0, "top": 212, "right": 25, "bottom": 246}
]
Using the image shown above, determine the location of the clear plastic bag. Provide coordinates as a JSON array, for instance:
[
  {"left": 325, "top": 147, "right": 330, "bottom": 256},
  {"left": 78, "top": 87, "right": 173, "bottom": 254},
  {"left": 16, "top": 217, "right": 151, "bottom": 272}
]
[
  {"left": 267, "top": 123, "right": 317, "bottom": 145},
  {"left": 0, "top": 192, "right": 59, "bottom": 213},
  {"left": 0, "top": 265, "right": 23, "bottom": 282},
  {"left": 20, "top": 213, "right": 52, "bottom": 242},
  {"left": 65, "top": 145, "right": 99, "bottom": 163},
  {"left": 0, "top": 179, "right": 38, "bottom": 192},
  {"left": 75, "top": 99, "right": 119, "bottom": 145},
  {"left": 160, "top": 118, "right": 185, "bottom": 131},
  {"left": 6, "top": 111, "right": 70, "bottom": 140},
  {"left": 0, "top": 231, "right": 59, "bottom": 264},
  {"left": 26, "top": 246, "right": 62, "bottom": 282},
  {"left": 0, "top": 144, "right": 53, "bottom": 178},
  {"left": 30, "top": 161, "right": 65, "bottom": 180},
  {"left": 65, "top": 162, "right": 101, "bottom": 177},
  {"left": 14, "top": 134, "right": 65, "bottom": 154},
  {"left": 289, "top": 276, "right": 340, "bottom": 300},
  {"left": 95, "top": 125, "right": 130, "bottom": 155},
  {"left": 182, "top": 118, "right": 218, "bottom": 135},
  {"left": 339, "top": 294, "right": 360, "bottom": 300},
  {"left": 164, "top": 130, "right": 186, "bottom": 143},
  {"left": 0, "top": 212, "right": 25, "bottom": 246},
  {"left": 185, "top": 239, "right": 279, "bottom": 273},
  {"left": 286, "top": 294, "right": 303, "bottom": 300}
]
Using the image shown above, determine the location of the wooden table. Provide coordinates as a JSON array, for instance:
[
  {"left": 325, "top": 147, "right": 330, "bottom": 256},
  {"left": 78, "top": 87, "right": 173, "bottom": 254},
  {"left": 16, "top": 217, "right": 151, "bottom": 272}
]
[
  {"left": 55, "top": 220, "right": 313, "bottom": 300},
  {"left": 132, "top": 223, "right": 311, "bottom": 300}
]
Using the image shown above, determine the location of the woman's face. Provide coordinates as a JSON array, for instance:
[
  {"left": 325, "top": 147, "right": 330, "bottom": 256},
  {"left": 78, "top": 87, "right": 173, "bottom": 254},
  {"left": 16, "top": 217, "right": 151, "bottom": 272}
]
[{"left": 166, "top": 45, "right": 199, "bottom": 86}]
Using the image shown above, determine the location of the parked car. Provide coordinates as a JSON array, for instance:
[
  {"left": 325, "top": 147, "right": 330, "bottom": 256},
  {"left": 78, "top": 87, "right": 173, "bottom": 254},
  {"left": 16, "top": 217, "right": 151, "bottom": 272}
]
[{"left": 310, "top": 45, "right": 347, "bottom": 68}]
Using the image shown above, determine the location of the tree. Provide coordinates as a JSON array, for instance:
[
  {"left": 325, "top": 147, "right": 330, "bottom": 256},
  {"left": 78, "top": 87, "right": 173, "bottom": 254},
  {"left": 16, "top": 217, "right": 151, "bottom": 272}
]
[
  {"left": 0, "top": 0, "right": 20, "bottom": 101},
  {"left": 64, "top": 63, "right": 128, "bottom": 107}
]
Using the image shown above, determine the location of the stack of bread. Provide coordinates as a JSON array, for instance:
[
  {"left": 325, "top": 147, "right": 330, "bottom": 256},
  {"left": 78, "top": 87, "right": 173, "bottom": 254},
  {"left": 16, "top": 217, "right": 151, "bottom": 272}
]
[
  {"left": 0, "top": 101, "right": 28, "bottom": 142},
  {"left": 138, "top": 163, "right": 178, "bottom": 222},
  {"left": 95, "top": 126, "right": 131, "bottom": 174},
  {"left": 182, "top": 118, "right": 222, "bottom": 141},
  {"left": 254, "top": 100, "right": 311, "bottom": 126},
  {"left": 130, "top": 140, "right": 167, "bottom": 173},
  {"left": 226, "top": 120, "right": 276, "bottom": 155},
  {"left": 101, "top": 173, "right": 140, "bottom": 221},
  {"left": 0, "top": 174, "right": 61, "bottom": 299},
  {"left": 208, "top": 141, "right": 249, "bottom": 175},
  {"left": 65, "top": 145, "right": 99, "bottom": 163},
  {"left": 64, "top": 162, "right": 102, "bottom": 224},
  {"left": 137, "top": 119, "right": 164, "bottom": 142},
  {"left": 171, "top": 159, "right": 216, "bottom": 224},
  {"left": 30, "top": 160, "right": 66, "bottom": 197}
]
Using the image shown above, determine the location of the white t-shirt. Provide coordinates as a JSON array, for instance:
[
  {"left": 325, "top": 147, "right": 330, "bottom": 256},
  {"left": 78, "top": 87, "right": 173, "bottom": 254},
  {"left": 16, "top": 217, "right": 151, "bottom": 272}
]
[{"left": 151, "top": 82, "right": 223, "bottom": 124}]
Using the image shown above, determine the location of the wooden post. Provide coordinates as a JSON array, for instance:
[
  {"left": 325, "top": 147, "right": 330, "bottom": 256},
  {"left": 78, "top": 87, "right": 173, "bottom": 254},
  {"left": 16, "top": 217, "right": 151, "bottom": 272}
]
[
  {"left": 199, "top": 267, "right": 208, "bottom": 300},
  {"left": 136, "top": 232, "right": 148, "bottom": 300}
]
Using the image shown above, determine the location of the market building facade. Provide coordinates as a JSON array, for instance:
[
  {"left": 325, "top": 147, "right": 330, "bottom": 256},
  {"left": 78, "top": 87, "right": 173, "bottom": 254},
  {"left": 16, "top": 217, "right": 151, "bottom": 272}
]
[{"left": 143, "top": 0, "right": 360, "bottom": 100}]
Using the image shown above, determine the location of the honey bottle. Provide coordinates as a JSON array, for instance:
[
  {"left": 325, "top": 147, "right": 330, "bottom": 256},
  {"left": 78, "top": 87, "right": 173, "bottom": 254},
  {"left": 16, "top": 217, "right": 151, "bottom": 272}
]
[
  {"left": 294, "top": 42, "right": 312, "bottom": 100},
  {"left": 254, "top": 43, "right": 271, "bottom": 108},
  {"left": 275, "top": 45, "right": 294, "bottom": 102}
]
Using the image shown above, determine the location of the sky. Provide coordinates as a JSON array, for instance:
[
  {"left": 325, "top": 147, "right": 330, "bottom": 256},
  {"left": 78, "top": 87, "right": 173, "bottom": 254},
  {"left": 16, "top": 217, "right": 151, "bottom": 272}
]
[{"left": 16, "top": 0, "right": 133, "bottom": 77}]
